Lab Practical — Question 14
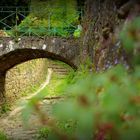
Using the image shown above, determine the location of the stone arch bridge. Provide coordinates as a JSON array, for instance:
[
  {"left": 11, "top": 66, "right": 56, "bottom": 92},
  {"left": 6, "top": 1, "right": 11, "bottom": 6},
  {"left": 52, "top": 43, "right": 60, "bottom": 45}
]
[{"left": 0, "top": 37, "right": 80, "bottom": 103}]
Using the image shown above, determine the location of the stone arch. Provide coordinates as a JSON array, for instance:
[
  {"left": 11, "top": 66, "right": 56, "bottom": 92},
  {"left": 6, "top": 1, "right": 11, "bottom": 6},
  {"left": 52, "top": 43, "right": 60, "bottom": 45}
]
[
  {"left": 0, "top": 37, "right": 80, "bottom": 73},
  {"left": 0, "top": 48, "right": 78, "bottom": 104},
  {"left": 0, "top": 48, "right": 77, "bottom": 73}
]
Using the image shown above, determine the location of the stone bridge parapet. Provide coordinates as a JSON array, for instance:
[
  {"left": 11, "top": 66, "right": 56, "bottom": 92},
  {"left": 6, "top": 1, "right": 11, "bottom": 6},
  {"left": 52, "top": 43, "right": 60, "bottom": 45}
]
[{"left": 0, "top": 37, "right": 80, "bottom": 73}]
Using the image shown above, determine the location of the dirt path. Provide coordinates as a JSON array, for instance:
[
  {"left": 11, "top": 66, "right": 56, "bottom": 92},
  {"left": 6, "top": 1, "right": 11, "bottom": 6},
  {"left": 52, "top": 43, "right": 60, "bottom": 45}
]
[
  {"left": 0, "top": 68, "right": 53, "bottom": 140},
  {"left": 0, "top": 61, "right": 71, "bottom": 140}
]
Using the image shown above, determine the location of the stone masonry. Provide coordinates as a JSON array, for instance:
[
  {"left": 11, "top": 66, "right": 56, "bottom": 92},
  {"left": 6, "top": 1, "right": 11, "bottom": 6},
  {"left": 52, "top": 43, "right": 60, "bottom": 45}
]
[
  {"left": 0, "top": 37, "right": 80, "bottom": 104},
  {"left": 5, "top": 58, "right": 48, "bottom": 104},
  {"left": 0, "top": 37, "right": 80, "bottom": 73}
]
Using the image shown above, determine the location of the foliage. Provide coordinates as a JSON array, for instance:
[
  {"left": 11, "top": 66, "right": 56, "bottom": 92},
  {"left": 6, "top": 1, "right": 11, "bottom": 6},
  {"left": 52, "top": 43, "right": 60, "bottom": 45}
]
[
  {"left": 50, "top": 65, "right": 140, "bottom": 140},
  {"left": 120, "top": 17, "right": 140, "bottom": 66},
  {"left": 73, "top": 25, "right": 82, "bottom": 38},
  {"left": 22, "top": 64, "right": 140, "bottom": 140},
  {"left": 37, "top": 127, "right": 50, "bottom": 140},
  {"left": 14, "top": 0, "right": 80, "bottom": 37},
  {"left": 0, "top": 131, "right": 7, "bottom": 140},
  {"left": 0, "top": 104, "right": 11, "bottom": 114}
]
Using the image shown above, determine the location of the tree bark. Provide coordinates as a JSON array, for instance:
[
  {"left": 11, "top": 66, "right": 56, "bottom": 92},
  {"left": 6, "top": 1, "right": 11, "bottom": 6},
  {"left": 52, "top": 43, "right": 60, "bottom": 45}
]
[
  {"left": 0, "top": 72, "right": 6, "bottom": 105},
  {"left": 81, "top": 0, "right": 140, "bottom": 71}
]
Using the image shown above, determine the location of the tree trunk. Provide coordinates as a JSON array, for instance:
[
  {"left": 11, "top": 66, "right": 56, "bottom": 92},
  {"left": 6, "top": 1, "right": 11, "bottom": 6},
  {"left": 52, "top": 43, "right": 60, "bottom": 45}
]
[
  {"left": 81, "top": 0, "right": 140, "bottom": 71},
  {"left": 0, "top": 72, "right": 6, "bottom": 105}
]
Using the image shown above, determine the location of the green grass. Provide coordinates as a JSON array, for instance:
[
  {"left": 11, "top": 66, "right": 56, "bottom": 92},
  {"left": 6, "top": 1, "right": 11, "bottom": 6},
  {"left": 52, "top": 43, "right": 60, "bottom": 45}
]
[
  {"left": 38, "top": 60, "right": 74, "bottom": 97},
  {"left": 40, "top": 73, "right": 68, "bottom": 97}
]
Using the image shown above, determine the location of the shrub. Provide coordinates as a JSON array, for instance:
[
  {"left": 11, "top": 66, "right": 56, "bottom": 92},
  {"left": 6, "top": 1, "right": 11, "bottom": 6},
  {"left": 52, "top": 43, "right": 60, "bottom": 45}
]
[{"left": 14, "top": 0, "right": 79, "bottom": 37}]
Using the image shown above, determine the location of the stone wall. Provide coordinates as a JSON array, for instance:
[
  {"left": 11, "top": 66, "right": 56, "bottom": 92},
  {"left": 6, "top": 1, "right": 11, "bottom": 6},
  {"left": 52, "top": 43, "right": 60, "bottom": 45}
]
[{"left": 5, "top": 58, "right": 48, "bottom": 104}]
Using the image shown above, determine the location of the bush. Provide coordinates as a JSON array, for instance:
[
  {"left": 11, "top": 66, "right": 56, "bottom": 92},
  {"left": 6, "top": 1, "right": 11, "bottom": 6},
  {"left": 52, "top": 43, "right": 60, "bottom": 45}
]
[
  {"left": 51, "top": 65, "right": 140, "bottom": 140},
  {"left": 13, "top": 0, "right": 79, "bottom": 37}
]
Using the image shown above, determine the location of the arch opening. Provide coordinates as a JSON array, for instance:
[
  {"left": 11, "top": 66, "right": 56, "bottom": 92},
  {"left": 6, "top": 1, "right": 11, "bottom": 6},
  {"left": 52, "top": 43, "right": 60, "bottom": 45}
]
[
  {"left": 4, "top": 57, "right": 73, "bottom": 104},
  {"left": 0, "top": 48, "right": 77, "bottom": 73},
  {"left": 0, "top": 48, "right": 76, "bottom": 104}
]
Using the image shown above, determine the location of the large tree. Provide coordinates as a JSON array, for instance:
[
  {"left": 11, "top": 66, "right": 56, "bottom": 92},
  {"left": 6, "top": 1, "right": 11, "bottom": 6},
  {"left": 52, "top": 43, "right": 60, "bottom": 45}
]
[{"left": 81, "top": 0, "right": 140, "bottom": 71}]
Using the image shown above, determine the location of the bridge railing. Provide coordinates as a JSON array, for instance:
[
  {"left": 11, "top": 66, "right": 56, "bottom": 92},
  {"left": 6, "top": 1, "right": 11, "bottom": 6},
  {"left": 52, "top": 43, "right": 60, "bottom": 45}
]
[{"left": 0, "top": 6, "right": 83, "bottom": 38}]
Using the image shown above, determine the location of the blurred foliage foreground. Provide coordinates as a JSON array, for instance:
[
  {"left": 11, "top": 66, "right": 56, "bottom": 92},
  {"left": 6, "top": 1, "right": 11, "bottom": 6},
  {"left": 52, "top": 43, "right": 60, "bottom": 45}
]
[{"left": 21, "top": 17, "right": 140, "bottom": 140}]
